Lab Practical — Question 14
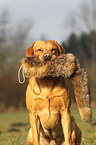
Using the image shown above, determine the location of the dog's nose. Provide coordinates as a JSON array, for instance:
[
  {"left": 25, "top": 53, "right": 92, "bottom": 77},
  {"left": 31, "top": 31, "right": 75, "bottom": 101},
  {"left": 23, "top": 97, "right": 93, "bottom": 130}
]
[{"left": 43, "top": 53, "right": 52, "bottom": 61}]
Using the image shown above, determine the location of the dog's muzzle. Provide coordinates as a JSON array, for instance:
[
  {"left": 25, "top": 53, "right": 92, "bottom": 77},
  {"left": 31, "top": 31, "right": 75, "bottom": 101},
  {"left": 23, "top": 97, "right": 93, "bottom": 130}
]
[{"left": 43, "top": 53, "right": 52, "bottom": 61}]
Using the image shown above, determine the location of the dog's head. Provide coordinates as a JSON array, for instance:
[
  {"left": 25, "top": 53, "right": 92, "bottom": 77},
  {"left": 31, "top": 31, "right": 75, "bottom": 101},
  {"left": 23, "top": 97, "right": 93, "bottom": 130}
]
[{"left": 26, "top": 40, "right": 65, "bottom": 61}]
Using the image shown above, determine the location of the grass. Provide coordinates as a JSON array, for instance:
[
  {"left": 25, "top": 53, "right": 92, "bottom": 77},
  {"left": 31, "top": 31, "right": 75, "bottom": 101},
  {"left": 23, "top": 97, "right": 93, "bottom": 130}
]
[
  {"left": 0, "top": 108, "right": 96, "bottom": 145},
  {"left": 0, "top": 111, "right": 29, "bottom": 145},
  {"left": 71, "top": 108, "right": 96, "bottom": 145}
]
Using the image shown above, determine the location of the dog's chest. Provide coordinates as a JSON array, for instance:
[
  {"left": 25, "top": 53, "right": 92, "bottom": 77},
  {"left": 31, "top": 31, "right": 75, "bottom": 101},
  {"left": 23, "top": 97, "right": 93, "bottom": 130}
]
[
  {"left": 26, "top": 77, "right": 69, "bottom": 128},
  {"left": 31, "top": 77, "right": 67, "bottom": 115},
  {"left": 33, "top": 90, "right": 65, "bottom": 129},
  {"left": 33, "top": 94, "right": 64, "bottom": 113}
]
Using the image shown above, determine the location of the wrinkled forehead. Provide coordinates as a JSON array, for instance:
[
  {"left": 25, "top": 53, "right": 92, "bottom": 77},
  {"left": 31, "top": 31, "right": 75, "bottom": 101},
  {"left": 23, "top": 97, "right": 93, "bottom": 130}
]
[{"left": 33, "top": 40, "right": 58, "bottom": 51}]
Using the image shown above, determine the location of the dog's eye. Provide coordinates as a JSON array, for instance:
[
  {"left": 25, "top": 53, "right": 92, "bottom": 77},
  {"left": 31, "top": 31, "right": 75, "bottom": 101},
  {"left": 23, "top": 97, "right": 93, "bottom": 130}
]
[
  {"left": 38, "top": 49, "right": 42, "bottom": 52},
  {"left": 52, "top": 48, "right": 56, "bottom": 51}
]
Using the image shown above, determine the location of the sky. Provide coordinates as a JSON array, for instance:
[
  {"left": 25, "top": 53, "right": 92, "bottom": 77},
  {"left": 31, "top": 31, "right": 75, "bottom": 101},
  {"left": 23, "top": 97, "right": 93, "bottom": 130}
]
[{"left": 0, "top": 0, "right": 90, "bottom": 44}]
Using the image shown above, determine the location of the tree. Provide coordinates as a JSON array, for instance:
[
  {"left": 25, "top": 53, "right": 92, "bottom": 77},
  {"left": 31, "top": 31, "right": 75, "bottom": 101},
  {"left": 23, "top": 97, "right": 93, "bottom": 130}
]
[
  {"left": 66, "top": 0, "right": 96, "bottom": 58},
  {"left": 0, "top": 10, "right": 33, "bottom": 109},
  {"left": 62, "top": 31, "right": 96, "bottom": 101},
  {"left": 0, "top": 10, "right": 33, "bottom": 76},
  {"left": 63, "top": 0, "right": 96, "bottom": 101}
]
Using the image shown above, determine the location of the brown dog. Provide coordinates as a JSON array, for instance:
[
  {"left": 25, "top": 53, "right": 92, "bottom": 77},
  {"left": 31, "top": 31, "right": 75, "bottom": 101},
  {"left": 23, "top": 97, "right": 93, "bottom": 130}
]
[{"left": 25, "top": 40, "right": 81, "bottom": 145}]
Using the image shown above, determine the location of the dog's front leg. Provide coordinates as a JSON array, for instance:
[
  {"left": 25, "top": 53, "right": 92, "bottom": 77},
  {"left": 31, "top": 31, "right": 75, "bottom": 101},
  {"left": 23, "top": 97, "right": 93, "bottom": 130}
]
[
  {"left": 61, "top": 108, "right": 71, "bottom": 145},
  {"left": 29, "top": 111, "right": 40, "bottom": 145}
]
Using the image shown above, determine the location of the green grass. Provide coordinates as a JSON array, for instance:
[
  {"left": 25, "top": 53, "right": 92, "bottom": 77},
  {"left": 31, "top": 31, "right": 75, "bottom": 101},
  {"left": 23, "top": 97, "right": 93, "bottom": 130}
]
[
  {"left": 0, "top": 108, "right": 96, "bottom": 145},
  {"left": 0, "top": 111, "right": 30, "bottom": 145},
  {"left": 71, "top": 108, "right": 96, "bottom": 145}
]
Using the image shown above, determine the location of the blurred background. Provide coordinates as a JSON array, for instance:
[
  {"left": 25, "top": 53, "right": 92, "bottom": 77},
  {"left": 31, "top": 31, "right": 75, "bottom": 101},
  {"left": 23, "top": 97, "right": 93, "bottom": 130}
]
[{"left": 0, "top": 0, "right": 96, "bottom": 112}]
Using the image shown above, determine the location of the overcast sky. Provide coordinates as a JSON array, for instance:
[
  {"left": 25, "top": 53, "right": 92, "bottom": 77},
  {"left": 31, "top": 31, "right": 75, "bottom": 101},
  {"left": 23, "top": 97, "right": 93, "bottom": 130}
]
[{"left": 0, "top": 0, "right": 90, "bottom": 43}]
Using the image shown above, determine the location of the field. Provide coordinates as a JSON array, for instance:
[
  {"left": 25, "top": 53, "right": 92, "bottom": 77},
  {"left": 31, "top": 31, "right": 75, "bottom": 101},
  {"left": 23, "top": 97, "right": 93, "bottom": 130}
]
[{"left": 0, "top": 108, "right": 96, "bottom": 145}]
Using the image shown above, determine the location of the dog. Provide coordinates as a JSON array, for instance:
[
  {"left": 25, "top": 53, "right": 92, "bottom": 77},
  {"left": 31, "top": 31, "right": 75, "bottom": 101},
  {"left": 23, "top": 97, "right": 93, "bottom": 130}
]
[{"left": 24, "top": 40, "right": 82, "bottom": 145}]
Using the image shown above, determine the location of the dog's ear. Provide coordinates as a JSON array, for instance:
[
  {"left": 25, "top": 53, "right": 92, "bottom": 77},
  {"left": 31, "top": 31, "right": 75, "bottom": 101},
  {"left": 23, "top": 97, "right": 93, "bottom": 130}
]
[
  {"left": 50, "top": 40, "right": 65, "bottom": 55},
  {"left": 26, "top": 42, "right": 36, "bottom": 57},
  {"left": 56, "top": 41, "right": 65, "bottom": 55}
]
